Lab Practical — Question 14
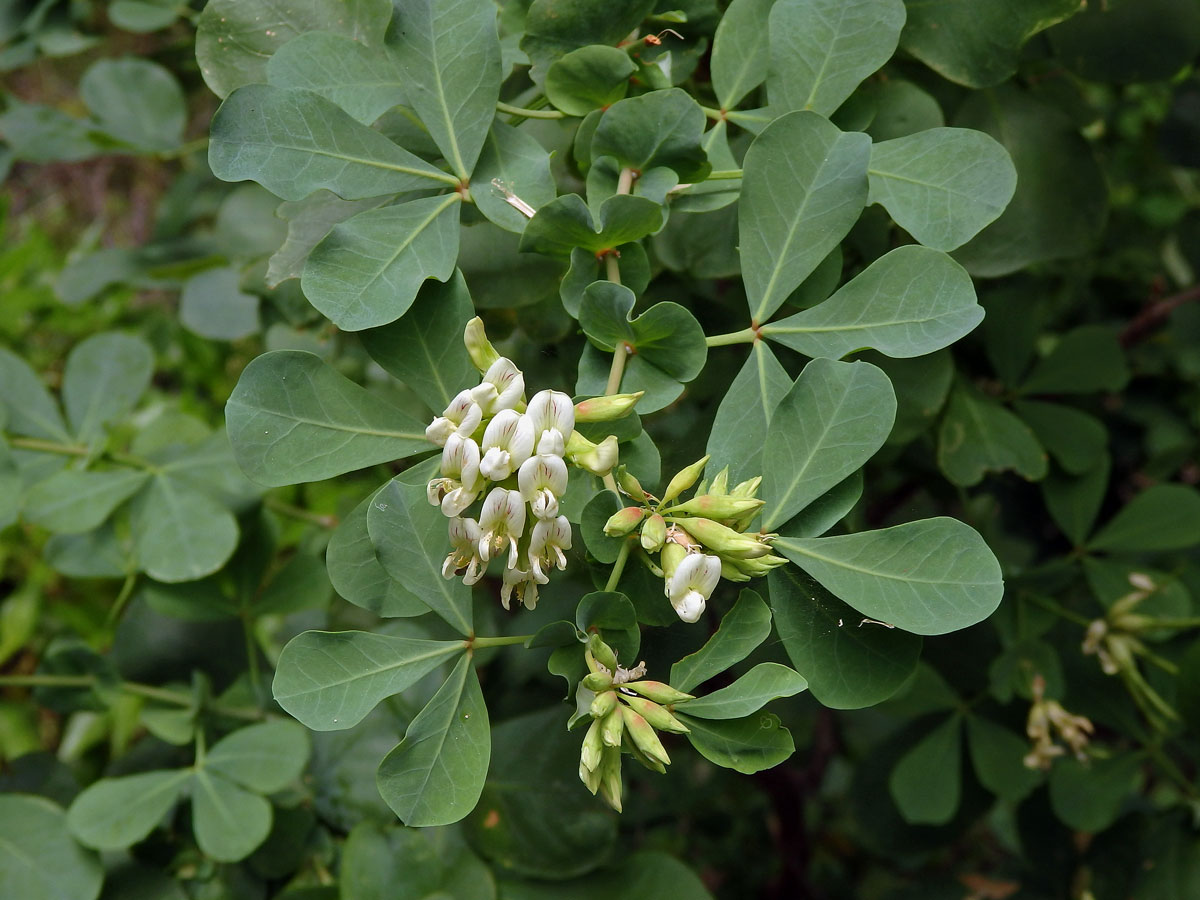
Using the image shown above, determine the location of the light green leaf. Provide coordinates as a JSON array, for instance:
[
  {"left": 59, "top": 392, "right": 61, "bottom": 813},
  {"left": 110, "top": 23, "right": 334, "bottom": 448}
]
[
  {"left": 519, "top": 192, "right": 664, "bottom": 258},
  {"left": 1089, "top": 484, "right": 1200, "bottom": 553},
  {"left": 62, "top": 332, "right": 154, "bottom": 442},
  {"left": 367, "top": 478, "right": 473, "bottom": 636},
  {"left": 0, "top": 795, "right": 102, "bottom": 900},
  {"left": 965, "top": 715, "right": 1041, "bottom": 803},
  {"left": 268, "top": 191, "right": 390, "bottom": 287},
  {"left": 272, "top": 630, "right": 464, "bottom": 730},
  {"left": 386, "top": 0, "right": 501, "bottom": 178},
  {"left": 675, "top": 663, "right": 807, "bottom": 719},
  {"left": 769, "top": 565, "right": 920, "bottom": 708},
  {"left": 705, "top": 342, "right": 791, "bottom": 488},
  {"left": 677, "top": 711, "right": 794, "bottom": 774},
  {"left": 1019, "top": 325, "right": 1129, "bottom": 395},
  {"left": 132, "top": 474, "right": 239, "bottom": 583},
  {"left": 195, "top": 0, "right": 393, "bottom": 98},
  {"left": 868, "top": 128, "right": 1016, "bottom": 251},
  {"left": 775, "top": 517, "right": 1004, "bottom": 635},
  {"left": 671, "top": 589, "right": 773, "bottom": 693},
  {"left": 23, "top": 469, "right": 149, "bottom": 534},
  {"left": 762, "top": 246, "right": 982, "bottom": 359},
  {"left": 936, "top": 379, "right": 1048, "bottom": 486},
  {"left": 109, "top": 0, "right": 179, "bottom": 33},
  {"left": 711, "top": 0, "right": 776, "bottom": 110},
  {"left": 470, "top": 122, "right": 557, "bottom": 233},
  {"left": 206, "top": 720, "right": 311, "bottom": 794},
  {"left": 762, "top": 358, "right": 896, "bottom": 531},
  {"left": 768, "top": 0, "right": 905, "bottom": 117},
  {"left": 190, "top": 770, "right": 272, "bottom": 862},
  {"left": 302, "top": 193, "right": 462, "bottom": 331},
  {"left": 545, "top": 45, "right": 635, "bottom": 116},
  {"left": 66, "top": 770, "right": 190, "bottom": 850},
  {"left": 44, "top": 523, "right": 130, "bottom": 579},
  {"left": 209, "top": 85, "right": 457, "bottom": 201},
  {"left": 267, "top": 31, "right": 405, "bottom": 125},
  {"left": 671, "top": 121, "right": 741, "bottom": 214},
  {"left": 740, "top": 111, "right": 871, "bottom": 322},
  {"left": 590, "top": 88, "right": 710, "bottom": 182},
  {"left": 179, "top": 268, "right": 260, "bottom": 341},
  {"left": 0, "top": 349, "right": 68, "bottom": 441},
  {"left": 579, "top": 281, "right": 707, "bottom": 382},
  {"left": 888, "top": 715, "right": 962, "bottom": 825},
  {"left": 225, "top": 350, "right": 431, "bottom": 486},
  {"left": 377, "top": 654, "right": 490, "bottom": 826},
  {"left": 80, "top": 57, "right": 185, "bottom": 150}
]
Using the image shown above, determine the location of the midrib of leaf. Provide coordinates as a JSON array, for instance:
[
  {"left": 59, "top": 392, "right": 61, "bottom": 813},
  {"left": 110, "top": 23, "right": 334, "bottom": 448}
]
[
  {"left": 194, "top": 770, "right": 239, "bottom": 827},
  {"left": 395, "top": 661, "right": 468, "bottom": 809},
  {"left": 869, "top": 166, "right": 988, "bottom": 203},
  {"left": 229, "top": 399, "right": 425, "bottom": 442},
  {"left": 776, "top": 534, "right": 987, "bottom": 586},
  {"left": 424, "top": 18, "right": 467, "bottom": 179},
  {"left": 800, "top": 2, "right": 850, "bottom": 111},
  {"left": 242, "top": 136, "right": 459, "bottom": 186},
  {"left": 275, "top": 641, "right": 462, "bottom": 699},
  {"left": 357, "top": 193, "right": 461, "bottom": 295}
]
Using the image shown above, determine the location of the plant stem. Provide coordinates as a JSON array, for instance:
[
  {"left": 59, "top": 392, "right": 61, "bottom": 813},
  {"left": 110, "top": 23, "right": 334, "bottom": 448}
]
[
  {"left": 471, "top": 634, "right": 536, "bottom": 649},
  {"left": 243, "top": 617, "right": 263, "bottom": 706},
  {"left": 105, "top": 571, "right": 138, "bottom": 626},
  {"left": 605, "top": 540, "right": 632, "bottom": 592},
  {"left": 8, "top": 436, "right": 156, "bottom": 470},
  {"left": 1143, "top": 616, "right": 1200, "bottom": 629},
  {"left": 705, "top": 169, "right": 743, "bottom": 180},
  {"left": 0, "top": 674, "right": 262, "bottom": 720},
  {"left": 706, "top": 327, "right": 757, "bottom": 347},
  {"left": 264, "top": 496, "right": 338, "bottom": 528},
  {"left": 495, "top": 100, "right": 564, "bottom": 119},
  {"left": 1027, "top": 594, "right": 1093, "bottom": 627},
  {"left": 605, "top": 253, "right": 621, "bottom": 284},
  {"left": 605, "top": 344, "right": 630, "bottom": 396},
  {"left": 701, "top": 106, "right": 724, "bottom": 121}
]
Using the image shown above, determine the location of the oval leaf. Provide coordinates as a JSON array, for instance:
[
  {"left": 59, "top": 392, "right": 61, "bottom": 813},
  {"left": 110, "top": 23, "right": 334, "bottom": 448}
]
[
  {"left": 67, "top": 770, "right": 190, "bottom": 850},
  {"left": 674, "top": 663, "right": 807, "bottom": 719}
]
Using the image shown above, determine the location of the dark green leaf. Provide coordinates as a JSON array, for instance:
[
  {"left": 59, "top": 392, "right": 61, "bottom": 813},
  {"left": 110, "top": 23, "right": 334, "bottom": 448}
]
[
  {"left": 575, "top": 591, "right": 639, "bottom": 663},
  {"left": 341, "top": 822, "right": 495, "bottom": 900},
  {"left": 1048, "top": 753, "right": 1143, "bottom": 833},
  {"left": 266, "top": 31, "right": 405, "bottom": 125},
  {"left": 888, "top": 715, "right": 962, "bottom": 825},
  {"left": 545, "top": 45, "right": 635, "bottom": 116},
  {"left": 579, "top": 281, "right": 707, "bottom": 381},
  {"left": 672, "top": 589, "right": 772, "bottom": 692},
  {"left": 520, "top": 0, "right": 656, "bottom": 80},
  {"left": 1048, "top": 0, "right": 1200, "bottom": 84},
  {"left": 675, "top": 663, "right": 807, "bottom": 719},
  {"left": 1014, "top": 400, "right": 1106, "bottom": 475},
  {"left": 190, "top": 769, "right": 272, "bottom": 862},
  {"left": 965, "top": 715, "right": 1042, "bottom": 803},
  {"left": 519, "top": 192, "right": 663, "bottom": 257},
  {"left": 1019, "top": 325, "right": 1129, "bottom": 395},
  {"left": 678, "top": 711, "right": 794, "bottom": 774},
  {"left": 1043, "top": 454, "right": 1110, "bottom": 546},
  {"left": 936, "top": 379, "right": 1047, "bottom": 486},
  {"left": 710, "top": 0, "right": 776, "bottom": 110},
  {"left": 1089, "top": 484, "right": 1200, "bottom": 553},
  {"left": 590, "top": 88, "right": 710, "bottom": 181},
  {"left": 778, "top": 471, "right": 863, "bottom": 539},
  {"left": 471, "top": 122, "right": 557, "bottom": 234},
  {"left": 267, "top": 192, "right": 390, "bottom": 287},
  {"left": 705, "top": 342, "right": 791, "bottom": 488}
]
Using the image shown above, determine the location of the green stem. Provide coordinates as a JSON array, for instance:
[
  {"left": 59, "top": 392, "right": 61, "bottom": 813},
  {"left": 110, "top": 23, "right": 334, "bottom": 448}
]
[
  {"left": 0, "top": 674, "right": 262, "bottom": 720},
  {"left": 605, "top": 540, "right": 633, "bottom": 592},
  {"left": 605, "top": 345, "right": 629, "bottom": 396},
  {"left": 495, "top": 100, "right": 564, "bottom": 120},
  {"left": 1027, "top": 594, "right": 1093, "bottom": 628},
  {"left": 705, "top": 327, "right": 757, "bottom": 347},
  {"left": 8, "top": 436, "right": 156, "bottom": 470},
  {"left": 156, "top": 137, "right": 209, "bottom": 160},
  {"left": 705, "top": 169, "right": 743, "bottom": 180},
  {"left": 701, "top": 106, "right": 724, "bottom": 121},
  {"left": 605, "top": 253, "right": 621, "bottom": 284},
  {"left": 243, "top": 617, "right": 263, "bottom": 705},
  {"left": 471, "top": 634, "right": 536, "bottom": 649},
  {"left": 1143, "top": 616, "right": 1200, "bottom": 629},
  {"left": 105, "top": 571, "right": 138, "bottom": 626},
  {"left": 264, "top": 496, "right": 338, "bottom": 529}
]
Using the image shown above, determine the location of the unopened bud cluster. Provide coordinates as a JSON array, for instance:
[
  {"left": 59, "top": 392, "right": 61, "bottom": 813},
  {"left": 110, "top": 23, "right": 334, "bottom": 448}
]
[
  {"left": 604, "top": 456, "right": 785, "bottom": 622},
  {"left": 1024, "top": 674, "right": 1094, "bottom": 770},
  {"left": 578, "top": 636, "right": 692, "bottom": 812},
  {"left": 427, "top": 318, "right": 635, "bottom": 610}
]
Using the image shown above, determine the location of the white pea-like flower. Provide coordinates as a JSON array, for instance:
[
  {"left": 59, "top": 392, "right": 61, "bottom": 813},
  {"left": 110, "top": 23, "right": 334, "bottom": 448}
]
[
  {"left": 425, "top": 389, "right": 483, "bottom": 447},
  {"left": 529, "top": 515, "right": 572, "bottom": 584},
  {"left": 500, "top": 558, "right": 540, "bottom": 611},
  {"left": 470, "top": 357, "right": 524, "bottom": 415},
  {"left": 479, "top": 409, "right": 535, "bottom": 482},
  {"left": 666, "top": 552, "right": 721, "bottom": 623},
  {"left": 526, "top": 389, "right": 575, "bottom": 456},
  {"left": 478, "top": 487, "right": 526, "bottom": 570},
  {"left": 442, "top": 516, "right": 485, "bottom": 585},
  {"left": 426, "top": 434, "right": 483, "bottom": 517},
  {"left": 518, "top": 452, "right": 569, "bottom": 519}
]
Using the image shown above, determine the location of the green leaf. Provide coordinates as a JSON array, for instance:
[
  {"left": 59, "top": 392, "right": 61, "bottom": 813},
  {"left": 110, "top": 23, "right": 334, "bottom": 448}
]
[
  {"left": 868, "top": 349, "right": 954, "bottom": 444},
  {"left": 272, "top": 630, "right": 463, "bottom": 730},
  {"left": 900, "top": 0, "right": 1080, "bottom": 88},
  {"left": 1019, "top": 325, "right": 1129, "bottom": 395},
  {"left": 1089, "top": 484, "right": 1200, "bottom": 553},
  {"left": 44, "top": 524, "right": 130, "bottom": 579},
  {"left": 579, "top": 281, "right": 707, "bottom": 382},
  {"left": 206, "top": 720, "right": 311, "bottom": 794},
  {"left": 209, "top": 85, "right": 456, "bottom": 202},
  {"left": 671, "top": 121, "right": 742, "bottom": 214},
  {"left": 705, "top": 342, "right": 791, "bottom": 489},
  {"left": 778, "top": 471, "right": 863, "bottom": 539},
  {"left": 497, "top": 851, "right": 711, "bottom": 900},
  {"left": 775, "top": 517, "right": 1004, "bottom": 635},
  {"left": 888, "top": 715, "right": 962, "bottom": 825},
  {"left": 740, "top": 111, "right": 871, "bottom": 323},
  {"left": 109, "top": 1, "right": 180, "bottom": 33},
  {"left": 195, "top": 0, "right": 393, "bottom": 98},
  {"left": 1044, "top": 455, "right": 1110, "bottom": 546},
  {"left": 545, "top": 45, "right": 635, "bottom": 116},
  {"left": 576, "top": 343, "right": 684, "bottom": 415},
  {"left": 672, "top": 589, "right": 773, "bottom": 692},
  {"left": 0, "top": 349, "right": 68, "bottom": 441},
  {"left": 767, "top": 0, "right": 906, "bottom": 117},
  {"left": 769, "top": 565, "right": 920, "bottom": 707},
  {"left": 23, "top": 469, "right": 148, "bottom": 534},
  {"left": 1048, "top": 0, "right": 1200, "bottom": 84},
  {"left": 302, "top": 194, "right": 462, "bottom": 330},
  {"left": 590, "top": 88, "right": 710, "bottom": 181},
  {"left": 80, "top": 57, "right": 185, "bottom": 150},
  {"left": 1014, "top": 400, "right": 1106, "bottom": 475},
  {"left": 386, "top": 0, "right": 501, "bottom": 178},
  {"left": 367, "top": 478, "right": 473, "bottom": 636},
  {"left": 762, "top": 246, "right": 982, "bottom": 359},
  {"left": 867, "top": 128, "right": 1017, "bottom": 251},
  {"left": 762, "top": 358, "right": 895, "bottom": 531},
  {"left": 62, "top": 332, "right": 153, "bottom": 442},
  {"left": 675, "top": 663, "right": 807, "bottom": 719},
  {"left": 266, "top": 31, "right": 405, "bottom": 125},
  {"left": 341, "top": 823, "right": 495, "bottom": 900},
  {"left": 519, "top": 192, "right": 663, "bottom": 257},
  {"left": 225, "top": 350, "right": 431, "bottom": 486},
  {"left": 965, "top": 715, "right": 1042, "bottom": 804},
  {"left": 132, "top": 474, "right": 239, "bottom": 583},
  {"left": 377, "top": 654, "right": 490, "bottom": 826},
  {"left": 711, "top": 0, "right": 775, "bottom": 110},
  {"left": 66, "top": 770, "right": 190, "bottom": 850},
  {"left": 519, "top": 0, "right": 657, "bottom": 80},
  {"left": 864, "top": 79, "right": 945, "bottom": 141},
  {"left": 190, "top": 769, "right": 272, "bottom": 862},
  {"left": 936, "top": 379, "right": 1048, "bottom": 487},
  {"left": 179, "top": 268, "right": 260, "bottom": 341},
  {"left": 579, "top": 491, "right": 624, "bottom": 564},
  {"left": 1048, "top": 753, "right": 1143, "bottom": 833},
  {"left": 677, "top": 711, "right": 794, "bottom": 774},
  {"left": 575, "top": 591, "right": 640, "bottom": 663},
  {"left": 560, "top": 243, "right": 650, "bottom": 317},
  {"left": 267, "top": 191, "right": 389, "bottom": 287},
  {"left": 360, "top": 272, "right": 476, "bottom": 412},
  {"left": 470, "top": 122, "right": 557, "bottom": 234},
  {"left": 0, "top": 795, "right": 102, "bottom": 900}
]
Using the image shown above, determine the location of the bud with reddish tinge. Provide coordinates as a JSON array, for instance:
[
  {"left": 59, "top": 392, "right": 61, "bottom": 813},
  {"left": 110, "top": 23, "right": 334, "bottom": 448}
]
[
  {"left": 621, "top": 705, "right": 671, "bottom": 766},
  {"left": 574, "top": 392, "right": 643, "bottom": 422},
  {"left": 604, "top": 506, "right": 645, "bottom": 537},
  {"left": 623, "top": 680, "right": 694, "bottom": 704},
  {"left": 664, "top": 494, "right": 764, "bottom": 520},
  {"left": 683, "top": 517, "right": 773, "bottom": 559},
  {"left": 622, "top": 694, "right": 689, "bottom": 733}
]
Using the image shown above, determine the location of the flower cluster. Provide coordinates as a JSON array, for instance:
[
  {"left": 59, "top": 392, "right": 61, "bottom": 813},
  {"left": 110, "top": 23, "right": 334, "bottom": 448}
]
[
  {"left": 1023, "top": 674, "right": 1094, "bottom": 770},
  {"left": 603, "top": 455, "right": 786, "bottom": 622},
  {"left": 577, "top": 636, "right": 693, "bottom": 812}
]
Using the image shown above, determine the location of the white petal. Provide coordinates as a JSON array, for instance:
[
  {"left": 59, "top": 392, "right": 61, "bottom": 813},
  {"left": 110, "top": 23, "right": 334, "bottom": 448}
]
[{"left": 673, "top": 590, "right": 706, "bottom": 623}]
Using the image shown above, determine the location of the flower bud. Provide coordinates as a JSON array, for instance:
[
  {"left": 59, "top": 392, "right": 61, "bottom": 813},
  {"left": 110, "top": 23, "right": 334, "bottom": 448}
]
[
  {"left": 659, "top": 540, "right": 688, "bottom": 585},
  {"left": 623, "top": 680, "right": 694, "bottom": 705},
  {"left": 624, "top": 738, "right": 667, "bottom": 774},
  {"left": 708, "top": 466, "right": 730, "bottom": 496},
  {"left": 582, "top": 671, "right": 613, "bottom": 692},
  {"left": 664, "top": 494, "right": 765, "bottom": 520},
  {"left": 590, "top": 690, "right": 618, "bottom": 718},
  {"left": 720, "top": 560, "right": 752, "bottom": 582},
  {"left": 661, "top": 455, "right": 710, "bottom": 506},
  {"left": 682, "top": 517, "right": 773, "bottom": 559},
  {"left": 640, "top": 514, "right": 667, "bottom": 552},
  {"left": 574, "top": 392, "right": 643, "bottom": 422},
  {"left": 724, "top": 553, "right": 788, "bottom": 578},
  {"left": 598, "top": 746, "right": 623, "bottom": 811},
  {"left": 616, "top": 466, "right": 649, "bottom": 502},
  {"left": 587, "top": 634, "right": 619, "bottom": 673},
  {"left": 621, "top": 694, "right": 689, "bottom": 733},
  {"left": 580, "top": 718, "right": 604, "bottom": 773},
  {"left": 463, "top": 316, "right": 500, "bottom": 374},
  {"left": 620, "top": 705, "right": 670, "bottom": 766},
  {"left": 600, "top": 706, "right": 625, "bottom": 747},
  {"left": 566, "top": 432, "right": 619, "bottom": 477},
  {"left": 731, "top": 476, "right": 762, "bottom": 498},
  {"left": 604, "top": 506, "right": 646, "bottom": 537}
]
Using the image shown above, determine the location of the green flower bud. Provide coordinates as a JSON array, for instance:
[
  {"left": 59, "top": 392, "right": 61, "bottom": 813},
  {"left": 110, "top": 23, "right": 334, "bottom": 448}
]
[
  {"left": 616, "top": 465, "right": 649, "bottom": 502},
  {"left": 587, "top": 634, "right": 619, "bottom": 673},
  {"left": 620, "top": 705, "right": 671, "bottom": 766},
  {"left": 664, "top": 494, "right": 765, "bottom": 520},
  {"left": 708, "top": 466, "right": 731, "bottom": 496},
  {"left": 720, "top": 560, "right": 752, "bottom": 582},
  {"left": 640, "top": 513, "right": 667, "bottom": 552},
  {"left": 731, "top": 476, "right": 762, "bottom": 498},
  {"left": 574, "top": 392, "right": 644, "bottom": 422},
  {"left": 724, "top": 553, "right": 789, "bottom": 578},
  {"left": 622, "top": 680, "right": 694, "bottom": 704},
  {"left": 582, "top": 671, "right": 614, "bottom": 692},
  {"left": 660, "top": 540, "right": 688, "bottom": 583},
  {"left": 599, "top": 746, "right": 623, "bottom": 812},
  {"left": 590, "top": 690, "right": 618, "bottom": 719},
  {"left": 624, "top": 736, "right": 667, "bottom": 774},
  {"left": 621, "top": 694, "right": 689, "bottom": 734},
  {"left": 566, "top": 432, "right": 619, "bottom": 476},
  {"left": 682, "top": 517, "right": 772, "bottom": 559},
  {"left": 661, "top": 455, "right": 710, "bottom": 506},
  {"left": 463, "top": 317, "right": 500, "bottom": 374},
  {"left": 601, "top": 706, "right": 625, "bottom": 747},
  {"left": 604, "top": 506, "right": 646, "bottom": 537},
  {"left": 580, "top": 718, "right": 604, "bottom": 773}
]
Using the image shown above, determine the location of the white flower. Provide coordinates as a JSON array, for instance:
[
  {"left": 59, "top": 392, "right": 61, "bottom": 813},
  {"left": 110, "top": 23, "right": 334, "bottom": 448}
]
[
  {"left": 518, "top": 452, "right": 568, "bottom": 519},
  {"left": 470, "top": 357, "right": 524, "bottom": 415},
  {"left": 442, "top": 517, "right": 485, "bottom": 584},
  {"left": 525, "top": 389, "right": 575, "bottom": 456},
  {"left": 478, "top": 487, "right": 526, "bottom": 570},
  {"left": 425, "top": 389, "right": 483, "bottom": 447},
  {"left": 479, "top": 409, "right": 535, "bottom": 481},
  {"left": 500, "top": 558, "right": 540, "bottom": 611},
  {"left": 666, "top": 552, "right": 721, "bottom": 623},
  {"left": 426, "top": 434, "right": 483, "bottom": 517},
  {"left": 529, "top": 515, "right": 572, "bottom": 583}
]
